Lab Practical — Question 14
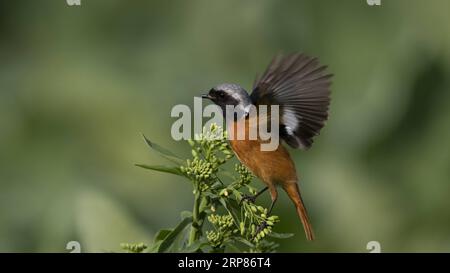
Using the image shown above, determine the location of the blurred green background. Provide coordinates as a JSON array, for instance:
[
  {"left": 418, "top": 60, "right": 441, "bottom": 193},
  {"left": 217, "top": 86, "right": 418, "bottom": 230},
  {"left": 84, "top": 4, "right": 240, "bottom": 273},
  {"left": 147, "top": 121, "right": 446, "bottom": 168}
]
[{"left": 1, "top": 0, "right": 450, "bottom": 252}]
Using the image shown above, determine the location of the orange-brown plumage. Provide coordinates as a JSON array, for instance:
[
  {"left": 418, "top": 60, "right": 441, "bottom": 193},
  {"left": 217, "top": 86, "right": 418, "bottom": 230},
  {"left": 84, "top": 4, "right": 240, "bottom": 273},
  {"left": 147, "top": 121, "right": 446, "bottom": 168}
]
[{"left": 228, "top": 117, "right": 315, "bottom": 241}]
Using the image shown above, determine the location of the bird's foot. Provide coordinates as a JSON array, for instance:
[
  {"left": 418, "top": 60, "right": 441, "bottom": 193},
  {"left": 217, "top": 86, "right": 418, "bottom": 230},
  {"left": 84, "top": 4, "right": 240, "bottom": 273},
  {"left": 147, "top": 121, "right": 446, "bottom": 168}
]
[
  {"left": 239, "top": 194, "right": 257, "bottom": 205},
  {"left": 253, "top": 221, "right": 268, "bottom": 240}
]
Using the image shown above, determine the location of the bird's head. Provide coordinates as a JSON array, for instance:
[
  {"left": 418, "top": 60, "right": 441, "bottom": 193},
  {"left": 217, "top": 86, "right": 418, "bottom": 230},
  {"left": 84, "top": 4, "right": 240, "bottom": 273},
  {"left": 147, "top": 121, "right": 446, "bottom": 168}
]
[{"left": 201, "top": 83, "right": 252, "bottom": 116}]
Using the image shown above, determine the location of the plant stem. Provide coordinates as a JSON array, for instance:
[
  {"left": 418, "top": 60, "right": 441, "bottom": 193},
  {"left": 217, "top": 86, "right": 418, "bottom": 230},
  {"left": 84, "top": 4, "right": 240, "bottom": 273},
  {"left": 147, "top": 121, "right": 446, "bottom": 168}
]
[{"left": 188, "top": 189, "right": 201, "bottom": 245}]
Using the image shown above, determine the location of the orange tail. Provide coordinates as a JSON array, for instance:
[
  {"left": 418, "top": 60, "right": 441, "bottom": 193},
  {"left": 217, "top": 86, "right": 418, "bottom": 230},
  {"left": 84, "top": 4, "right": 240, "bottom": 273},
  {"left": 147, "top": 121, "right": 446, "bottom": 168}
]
[{"left": 283, "top": 182, "right": 315, "bottom": 241}]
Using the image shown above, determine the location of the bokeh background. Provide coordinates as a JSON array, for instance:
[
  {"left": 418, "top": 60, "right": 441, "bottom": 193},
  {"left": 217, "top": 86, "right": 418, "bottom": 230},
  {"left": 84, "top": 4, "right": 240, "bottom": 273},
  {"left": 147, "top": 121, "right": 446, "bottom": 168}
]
[{"left": 1, "top": 0, "right": 450, "bottom": 252}]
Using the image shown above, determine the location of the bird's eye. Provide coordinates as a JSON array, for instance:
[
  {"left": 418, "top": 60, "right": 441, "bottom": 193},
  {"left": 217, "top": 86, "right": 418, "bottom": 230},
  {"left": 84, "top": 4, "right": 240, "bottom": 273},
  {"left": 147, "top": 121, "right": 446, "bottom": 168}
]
[{"left": 218, "top": 92, "right": 225, "bottom": 98}]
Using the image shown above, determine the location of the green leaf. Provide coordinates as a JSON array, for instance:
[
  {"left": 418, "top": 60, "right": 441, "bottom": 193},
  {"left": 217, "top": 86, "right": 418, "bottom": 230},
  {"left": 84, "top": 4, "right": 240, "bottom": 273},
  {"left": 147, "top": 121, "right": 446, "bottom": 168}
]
[
  {"left": 230, "top": 189, "right": 244, "bottom": 204},
  {"left": 210, "top": 181, "right": 223, "bottom": 190},
  {"left": 219, "top": 169, "right": 236, "bottom": 179},
  {"left": 135, "top": 164, "right": 185, "bottom": 177},
  {"left": 170, "top": 224, "right": 191, "bottom": 253},
  {"left": 218, "top": 198, "right": 239, "bottom": 225},
  {"left": 268, "top": 232, "right": 294, "bottom": 239},
  {"left": 142, "top": 134, "right": 184, "bottom": 164},
  {"left": 157, "top": 216, "right": 193, "bottom": 253},
  {"left": 233, "top": 237, "right": 256, "bottom": 248},
  {"left": 180, "top": 210, "right": 193, "bottom": 219},
  {"left": 154, "top": 229, "right": 173, "bottom": 242},
  {"left": 198, "top": 197, "right": 210, "bottom": 213},
  {"left": 226, "top": 242, "right": 244, "bottom": 253},
  {"left": 203, "top": 191, "right": 218, "bottom": 199},
  {"left": 223, "top": 192, "right": 241, "bottom": 212},
  {"left": 148, "top": 241, "right": 162, "bottom": 253},
  {"left": 218, "top": 197, "right": 231, "bottom": 213},
  {"left": 180, "top": 238, "right": 208, "bottom": 253}
]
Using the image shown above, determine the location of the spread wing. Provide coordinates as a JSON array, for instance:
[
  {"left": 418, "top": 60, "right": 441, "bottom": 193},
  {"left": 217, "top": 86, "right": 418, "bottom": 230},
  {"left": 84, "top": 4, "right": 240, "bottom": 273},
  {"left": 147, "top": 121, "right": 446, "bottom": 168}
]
[{"left": 250, "top": 53, "right": 332, "bottom": 149}]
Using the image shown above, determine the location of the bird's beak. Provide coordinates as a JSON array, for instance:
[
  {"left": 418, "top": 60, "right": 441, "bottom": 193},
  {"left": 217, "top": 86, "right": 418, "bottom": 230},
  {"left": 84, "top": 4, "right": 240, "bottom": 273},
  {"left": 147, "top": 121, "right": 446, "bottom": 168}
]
[{"left": 201, "top": 94, "right": 212, "bottom": 99}]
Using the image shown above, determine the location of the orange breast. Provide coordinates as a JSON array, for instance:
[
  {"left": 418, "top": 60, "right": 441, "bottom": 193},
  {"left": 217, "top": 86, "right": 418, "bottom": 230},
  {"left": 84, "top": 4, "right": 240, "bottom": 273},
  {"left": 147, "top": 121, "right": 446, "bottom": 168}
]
[{"left": 228, "top": 117, "right": 298, "bottom": 185}]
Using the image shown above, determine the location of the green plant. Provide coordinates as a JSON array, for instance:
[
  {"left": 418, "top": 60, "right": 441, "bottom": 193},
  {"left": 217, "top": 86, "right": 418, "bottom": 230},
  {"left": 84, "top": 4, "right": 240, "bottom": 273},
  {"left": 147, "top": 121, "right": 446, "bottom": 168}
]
[
  {"left": 120, "top": 242, "right": 148, "bottom": 253},
  {"left": 132, "top": 124, "right": 293, "bottom": 253}
]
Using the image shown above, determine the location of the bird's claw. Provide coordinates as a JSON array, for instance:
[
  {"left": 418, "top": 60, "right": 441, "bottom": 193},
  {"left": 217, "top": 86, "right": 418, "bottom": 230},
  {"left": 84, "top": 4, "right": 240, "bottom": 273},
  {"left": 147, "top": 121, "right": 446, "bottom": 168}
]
[
  {"left": 239, "top": 194, "right": 256, "bottom": 205},
  {"left": 252, "top": 221, "right": 268, "bottom": 240}
]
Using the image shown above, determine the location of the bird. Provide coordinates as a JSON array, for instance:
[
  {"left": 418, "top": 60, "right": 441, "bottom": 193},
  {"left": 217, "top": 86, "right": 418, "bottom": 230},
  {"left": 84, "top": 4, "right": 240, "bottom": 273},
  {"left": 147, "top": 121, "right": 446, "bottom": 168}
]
[{"left": 201, "top": 53, "right": 332, "bottom": 241}]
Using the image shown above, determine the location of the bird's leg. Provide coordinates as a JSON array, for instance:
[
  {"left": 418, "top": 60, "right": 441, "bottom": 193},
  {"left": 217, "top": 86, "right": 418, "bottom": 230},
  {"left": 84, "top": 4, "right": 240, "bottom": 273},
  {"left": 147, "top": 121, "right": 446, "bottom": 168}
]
[
  {"left": 239, "top": 186, "right": 268, "bottom": 205},
  {"left": 254, "top": 186, "right": 278, "bottom": 238},
  {"left": 267, "top": 198, "right": 276, "bottom": 215}
]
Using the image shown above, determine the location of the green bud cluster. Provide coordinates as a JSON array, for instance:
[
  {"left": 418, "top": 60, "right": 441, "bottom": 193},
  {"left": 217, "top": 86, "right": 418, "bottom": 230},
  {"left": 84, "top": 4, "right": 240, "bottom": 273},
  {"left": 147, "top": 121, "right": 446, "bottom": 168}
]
[
  {"left": 208, "top": 214, "right": 234, "bottom": 230},
  {"left": 206, "top": 214, "right": 235, "bottom": 248},
  {"left": 200, "top": 123, "right": 227, "bottom": 142},
  {"left": 192, "top": 124, "right": 234, "bottom": 163},
  {"left": 242, "top": 203, "right": 280, "bottom": 243},
  {"left": 120, "top": 242, "right": 148, "bottom": 253},
  {"left": 191, "top": 123, "right": 281, "bottom": 250},
  {"left": 206, "top": 230, "right": 224, "bottom": 248},
  {"left": 136, "top": 123, "right": 286, "bottom": 252},
  {"left": 181, "top": 158, "right": 214, "bottom": 183},
  {"left": 235, "top": 163, "right": 253, "bottom": 187},
  {"left": 182, "top": 123, "right": 236, "bottom": 197}
]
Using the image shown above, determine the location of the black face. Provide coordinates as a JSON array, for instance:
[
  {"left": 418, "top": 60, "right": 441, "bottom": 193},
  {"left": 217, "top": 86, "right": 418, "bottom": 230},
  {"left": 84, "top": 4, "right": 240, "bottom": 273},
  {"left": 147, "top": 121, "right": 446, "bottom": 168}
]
[
  {"left": 202, "top": 88, "right": 239, "bottom": 108},
  {"left": 201, "top": 84, "right": 252, "bottom": 119}
]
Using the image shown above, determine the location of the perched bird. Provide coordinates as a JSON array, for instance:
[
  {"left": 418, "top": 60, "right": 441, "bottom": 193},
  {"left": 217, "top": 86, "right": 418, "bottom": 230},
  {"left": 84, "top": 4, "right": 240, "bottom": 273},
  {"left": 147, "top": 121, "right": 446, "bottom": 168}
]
[{"left": 201, "top": 53, "right": 332, "bottom": 240}]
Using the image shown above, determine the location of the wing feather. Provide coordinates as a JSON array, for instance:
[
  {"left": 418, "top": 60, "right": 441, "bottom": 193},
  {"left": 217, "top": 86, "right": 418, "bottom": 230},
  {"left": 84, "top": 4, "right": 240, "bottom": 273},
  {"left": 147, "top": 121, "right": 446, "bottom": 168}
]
[{"left": 250, "top": 53, "right": 332, "bottom": 149}]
